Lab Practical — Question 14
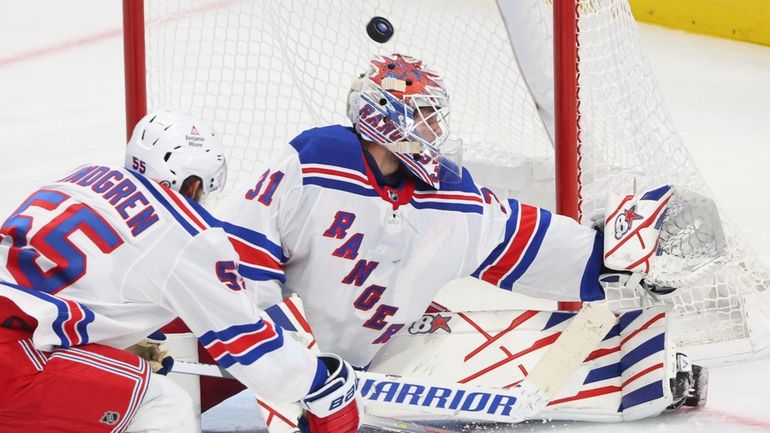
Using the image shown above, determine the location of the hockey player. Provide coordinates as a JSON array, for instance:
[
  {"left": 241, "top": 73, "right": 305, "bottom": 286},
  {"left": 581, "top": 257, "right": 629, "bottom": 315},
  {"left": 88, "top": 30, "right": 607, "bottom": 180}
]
[
  {"left": 205, "top": 54, "right": 610, "bottom": 421},
  {"left": 217, "top": 53, "right": 604, "bottom": 370},
  {"left": 0, "top": 110, "right": 360, "bottom": 433}
]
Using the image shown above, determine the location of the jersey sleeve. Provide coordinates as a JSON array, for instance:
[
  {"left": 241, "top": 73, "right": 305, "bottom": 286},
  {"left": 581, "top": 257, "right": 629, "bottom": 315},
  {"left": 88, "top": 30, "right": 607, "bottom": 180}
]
[
  {"left": 150, "top": 227, "right": 320, "bottom": 404},
  {"left": 214, "top": 148, "right": 303, "bottom": 308},
  {"left": 465, "top": 189, "right": 605, "bottom": 302}
]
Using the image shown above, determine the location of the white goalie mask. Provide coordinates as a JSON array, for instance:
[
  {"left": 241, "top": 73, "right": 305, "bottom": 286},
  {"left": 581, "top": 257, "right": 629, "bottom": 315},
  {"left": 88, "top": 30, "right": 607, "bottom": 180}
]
[
  {"left": 347, "top": 54, "right": 462, "bottom": 189},
  {"left": 125, "top": 109, "right": 227, "bottom": 202}
]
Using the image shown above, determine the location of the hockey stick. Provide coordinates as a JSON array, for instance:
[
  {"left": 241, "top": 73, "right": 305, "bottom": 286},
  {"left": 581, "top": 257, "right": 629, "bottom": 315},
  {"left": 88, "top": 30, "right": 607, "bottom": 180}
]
[
  {"left": 172, "top": 303, "right": 616, "bottom": 423},
  {"left": 174, "top": 360, "right": 531, "bottom": 422}
]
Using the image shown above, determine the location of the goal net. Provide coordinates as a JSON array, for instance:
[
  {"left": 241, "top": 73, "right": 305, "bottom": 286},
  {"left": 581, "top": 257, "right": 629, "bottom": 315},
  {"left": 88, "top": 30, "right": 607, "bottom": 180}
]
[{"left": 125, "top": 0, "right": 770, "bottom": 365}]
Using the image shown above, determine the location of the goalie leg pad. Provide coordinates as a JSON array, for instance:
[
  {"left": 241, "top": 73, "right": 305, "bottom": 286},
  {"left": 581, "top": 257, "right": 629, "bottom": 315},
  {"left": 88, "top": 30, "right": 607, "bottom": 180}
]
[{"left": 367, "top": 306, "right": 681, "bottom": 422}]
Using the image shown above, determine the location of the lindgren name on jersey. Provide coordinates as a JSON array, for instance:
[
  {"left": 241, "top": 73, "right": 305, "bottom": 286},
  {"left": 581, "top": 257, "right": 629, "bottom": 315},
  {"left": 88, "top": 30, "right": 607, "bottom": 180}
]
[
  {"left": 359, "top": 377, "right": 519, "bottom": 416},
  {"left": 59, "top": 165, "right": 160, "bottom": 236}
]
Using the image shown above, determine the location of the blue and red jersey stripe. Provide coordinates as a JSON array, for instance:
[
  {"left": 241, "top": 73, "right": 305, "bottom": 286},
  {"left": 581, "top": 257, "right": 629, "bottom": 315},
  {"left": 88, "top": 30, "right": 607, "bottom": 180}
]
[
  {"left": 472, "top": 201, "right": 551, "bottom": 289},
  {"left": 199, "top": 319, "right": 285, "bottom": 368},
  {"left": 0, "top": 281, "right": 94, "bottom": 347}
]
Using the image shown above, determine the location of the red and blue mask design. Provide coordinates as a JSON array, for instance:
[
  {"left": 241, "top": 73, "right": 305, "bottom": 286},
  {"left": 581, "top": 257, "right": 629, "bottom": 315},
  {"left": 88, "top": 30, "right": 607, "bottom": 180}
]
[{"left": 348, "top": 54, "right": 462, "bottom": 189}]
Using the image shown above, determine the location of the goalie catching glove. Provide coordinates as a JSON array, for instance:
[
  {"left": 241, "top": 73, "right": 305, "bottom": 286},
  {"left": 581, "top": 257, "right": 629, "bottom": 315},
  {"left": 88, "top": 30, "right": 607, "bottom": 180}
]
[
  {"left": 601, "top": 184, "right": 726, "bottom": 294},
  {"left": 125, "top": 330, "right": 174, "bottom": 375},
  {"left": 298, "top": 354, "right": 361, "bottom": 433}
]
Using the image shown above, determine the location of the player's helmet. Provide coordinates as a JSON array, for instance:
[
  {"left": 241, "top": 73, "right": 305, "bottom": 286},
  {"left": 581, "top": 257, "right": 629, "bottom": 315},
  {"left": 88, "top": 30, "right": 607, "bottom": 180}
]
[
  {"left": 347, "top": 54, "right": 462, "bottom": 189},
  {"left": 125, "top": 109, "right": 227, "bottom": 202}
]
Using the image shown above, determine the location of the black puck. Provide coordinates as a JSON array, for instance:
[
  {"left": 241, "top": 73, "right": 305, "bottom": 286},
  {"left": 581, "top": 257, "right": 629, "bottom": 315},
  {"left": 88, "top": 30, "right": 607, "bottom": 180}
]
[{"left": 366, "top": 16, "right": 394, "bottom": 43}]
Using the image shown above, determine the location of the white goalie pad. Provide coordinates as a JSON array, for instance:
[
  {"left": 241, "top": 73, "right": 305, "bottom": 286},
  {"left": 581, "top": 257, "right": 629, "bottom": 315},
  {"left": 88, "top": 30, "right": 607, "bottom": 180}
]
[
  {"left": 183, "top": 297, "right": 674, "bottom": 428},
  {"left": 367, "top": 307, "right": 675, "bottom": 423},
  {"left": 252, "top": 298, "right": 609, "bottom": 431},
  {"left": 604, "top": 185, "right": 726, "bottom": 289}
]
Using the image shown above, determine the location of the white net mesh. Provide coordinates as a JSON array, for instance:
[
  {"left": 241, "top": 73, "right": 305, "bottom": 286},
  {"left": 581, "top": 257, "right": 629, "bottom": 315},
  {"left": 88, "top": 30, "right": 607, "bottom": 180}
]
[
  {"left": 140, "top": 0, "right": 770, "bottom": 364},
  {"left": 143, "top": 0, "right": 553, "bottom": 201},
  {"left": 568, "top": 0, "right": 770, "bottom": 364}
]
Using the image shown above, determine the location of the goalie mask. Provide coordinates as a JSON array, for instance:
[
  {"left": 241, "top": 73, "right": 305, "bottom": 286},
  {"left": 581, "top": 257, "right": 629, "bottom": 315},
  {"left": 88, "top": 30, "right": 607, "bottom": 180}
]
[
  {"left": 125, "top": 109, "right": 227, "bottom": 202},
  {"left": 347, "top": 54, "right": 462, "bottom": 189}
]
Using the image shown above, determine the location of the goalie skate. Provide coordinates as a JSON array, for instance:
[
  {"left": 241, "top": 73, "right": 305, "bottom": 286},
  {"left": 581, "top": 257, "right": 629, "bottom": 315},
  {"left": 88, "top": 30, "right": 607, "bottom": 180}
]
[{"left": 667, "top": 353, "right": 708, "bottom": 411}]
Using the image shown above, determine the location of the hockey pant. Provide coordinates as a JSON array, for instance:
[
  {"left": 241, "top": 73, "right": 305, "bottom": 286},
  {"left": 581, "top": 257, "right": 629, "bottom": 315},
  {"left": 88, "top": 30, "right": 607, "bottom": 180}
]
[{"left": 0, "top": 326, "right": 195, "bottom": 433}]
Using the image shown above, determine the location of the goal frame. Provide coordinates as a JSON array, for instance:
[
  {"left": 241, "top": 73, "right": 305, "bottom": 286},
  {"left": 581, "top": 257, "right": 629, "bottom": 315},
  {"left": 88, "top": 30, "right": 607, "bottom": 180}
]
[
  {"left": 120, "top": 0, "right": 770, "bottom": 366},
  {"left": 121, "top": 0, "right": 582, "bottom": 220}
]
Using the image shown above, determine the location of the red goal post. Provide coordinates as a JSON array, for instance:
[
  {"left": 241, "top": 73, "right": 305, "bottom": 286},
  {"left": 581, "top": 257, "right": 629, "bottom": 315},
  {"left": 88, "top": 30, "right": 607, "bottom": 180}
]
[
  {"left": 123, "top": 0, "right": 147, "bottom": 143},
  {"left": 553, "top": 0, "right": 581, "bottom": 311},
  {"left": 122, "top": 0, "right": 770, "bottom": 365}
]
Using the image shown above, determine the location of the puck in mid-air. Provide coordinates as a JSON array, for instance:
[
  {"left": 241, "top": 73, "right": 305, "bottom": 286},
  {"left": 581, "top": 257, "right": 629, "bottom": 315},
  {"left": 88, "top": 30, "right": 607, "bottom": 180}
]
[{"left": 366, "top": 16, "right": 394, "bottom": 43}]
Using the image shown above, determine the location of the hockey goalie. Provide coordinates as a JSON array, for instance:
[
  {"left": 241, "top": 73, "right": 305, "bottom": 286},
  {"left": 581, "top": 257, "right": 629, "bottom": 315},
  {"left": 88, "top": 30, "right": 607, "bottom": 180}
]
[
  {"left": 225, "top": 184, "right": 716, "bottom": 430},
  {"left": 176, "top": 53, "right": 714, "bottom": 430}
]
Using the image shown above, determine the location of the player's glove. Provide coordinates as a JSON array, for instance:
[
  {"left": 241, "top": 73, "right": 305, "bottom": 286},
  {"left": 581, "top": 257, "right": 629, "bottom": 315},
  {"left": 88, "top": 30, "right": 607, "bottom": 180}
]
[
  {"left": 298, "top": 353, "right": 361, "bottom": 433},
  {"left": 125, "top": 330, "right": 174, "bottom": 375}
]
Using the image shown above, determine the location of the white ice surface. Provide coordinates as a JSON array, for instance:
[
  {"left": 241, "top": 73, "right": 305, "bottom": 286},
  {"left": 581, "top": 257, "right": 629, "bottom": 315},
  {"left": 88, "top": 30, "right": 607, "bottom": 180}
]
[{"left": 2, "top": 2, "right": 770, "bottom": 432}]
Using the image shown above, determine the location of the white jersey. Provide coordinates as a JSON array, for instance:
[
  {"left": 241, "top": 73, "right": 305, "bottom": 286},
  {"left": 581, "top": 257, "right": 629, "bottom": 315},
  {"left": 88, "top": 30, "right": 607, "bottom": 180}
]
[
  {"left": 217, "top": 125, "right": 604, "bottom": 368},
  {"left": 0, "top": 165, "right": 319, "bottom": 403}
]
